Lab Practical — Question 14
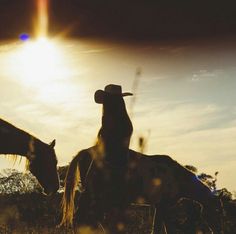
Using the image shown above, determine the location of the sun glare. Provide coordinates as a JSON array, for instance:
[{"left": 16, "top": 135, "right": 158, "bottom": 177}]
[
  {"left": 7, "top": 0, "right": 70, "bottom": 87},
  {"left": 9, "top": 38, "right": 69, "bottom": 86},
  {"left": 4, "top": 0, "right": 84, "bottom": 104},
  {"left": 4, "top": 37, "right": 79, "bottom": 104}
]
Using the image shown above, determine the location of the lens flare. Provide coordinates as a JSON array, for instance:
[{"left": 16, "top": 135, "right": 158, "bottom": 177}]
[
  {"left": 19, "top": 33, "right": 30, "bottom": 42},
  {"left": 35, "top": 0, "right": 49, "bottom": 38},
  {"left": 6, "top": 0, "right": 81, "bottom": 104}
]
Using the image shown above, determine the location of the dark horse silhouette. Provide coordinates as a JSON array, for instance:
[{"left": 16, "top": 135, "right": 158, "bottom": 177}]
[
  {"left": 61, "top": 85, "right": 224, "bottom": 233},
  {"left": 0, "top": 118, "right": 59, "bottom": 195}
]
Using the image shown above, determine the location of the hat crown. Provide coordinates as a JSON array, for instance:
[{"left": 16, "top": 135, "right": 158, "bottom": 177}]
[
  {"left": 94, "top": 84, "right": 133, "bottom": 104},
  {"left": 104, "top": 84, "right": 122, "bottom": 95}
]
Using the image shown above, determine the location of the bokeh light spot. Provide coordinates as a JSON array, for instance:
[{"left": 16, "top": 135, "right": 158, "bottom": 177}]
[
  {"left": 152, "top": 178, "right": 162, "bottom": 187},
  {"left": 19, "top": 33, "right": 30, "bottom": 42}
]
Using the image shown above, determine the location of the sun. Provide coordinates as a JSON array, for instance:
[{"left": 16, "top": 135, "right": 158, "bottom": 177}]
[
  {"left": 8, "top": 38, "right": 68, "bottom": 86},
  {"left": 8, "top": 0, "right": 68, "bottom": 86},
  {"left": 4, "top": 37, "right": 80, "bottom": 104},
  {"left": 4, "top": 0, "right": 82, "bottom": 103}
]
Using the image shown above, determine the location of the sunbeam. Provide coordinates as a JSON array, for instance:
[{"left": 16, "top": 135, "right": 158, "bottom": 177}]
[{"left": 35, "top": 0, "right": 49, "bottom": 38}]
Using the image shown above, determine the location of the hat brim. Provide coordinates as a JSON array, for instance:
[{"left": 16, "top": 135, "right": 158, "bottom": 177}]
[
  {"left": 122, "top": 92, "right": 133, "bottom": 97},
  {"left": 94, "top": 90, "right": 133, "bottom": 104},
  {"left": 94, "top": 90, "right": 105, "bottom": 104}
]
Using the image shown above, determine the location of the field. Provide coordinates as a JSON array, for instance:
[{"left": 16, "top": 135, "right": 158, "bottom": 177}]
[{"left": 1, "top": 192, "right": 236, "bottom": 234}]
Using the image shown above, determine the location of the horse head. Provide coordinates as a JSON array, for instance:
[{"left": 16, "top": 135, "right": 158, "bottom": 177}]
[{"left": 28, "top": 139, "right": 59, "bottom": 195}]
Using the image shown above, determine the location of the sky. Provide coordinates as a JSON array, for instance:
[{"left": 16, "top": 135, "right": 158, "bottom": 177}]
[
  {"left": 0, "top": 38, "right": 236, "bottom": 192},
  {"left": 0, "top": 0, "right": 236, "bottom": 193}
]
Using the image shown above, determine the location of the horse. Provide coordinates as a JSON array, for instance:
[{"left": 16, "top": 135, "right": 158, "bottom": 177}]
[
  {"left": 61, "top": 84, "right": 224, "bottom": 233},
  {"left": 0, "top": 118, "right": 59, "bottom": 195}
]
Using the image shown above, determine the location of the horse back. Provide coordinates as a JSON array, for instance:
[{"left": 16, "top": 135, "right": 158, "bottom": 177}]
[
  {"left": 133, "top": 152, "right": 212, "bottom": 202},
  {"left": 128, "top": 150, "right": 200, "bottom": 204}
]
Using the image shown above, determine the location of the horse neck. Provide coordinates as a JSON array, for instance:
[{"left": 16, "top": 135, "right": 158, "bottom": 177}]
[{"left": 0, "top": 119, "right": 43, "bottom": 158}]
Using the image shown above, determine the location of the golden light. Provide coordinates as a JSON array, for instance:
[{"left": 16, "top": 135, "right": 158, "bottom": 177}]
[
  {"left": 5, "top": 37, "right": 79, "bottom": 104},
  {"left": 8, "top": 0, "right": 72, "bottom": 88},
  {"left": 5, "top": 0, "right": 86, "bottom": 103},
  {"left": 152, "top": 178, "right": 162, "bottom": 187},
  {"left": 8, "top": 38, "right": 68, "bottom": 85},
  {"left": 4, "top": 0, "right": 83, "bottom": 103},
  {"left": 8, "top": 0, "right": 70, "bottom": 86},
  {"left": 35, "top": 0, "right": 49, "bottom": 38}
]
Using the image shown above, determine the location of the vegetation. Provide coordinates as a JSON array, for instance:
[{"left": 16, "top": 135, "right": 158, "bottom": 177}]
[{"left": 0, "top": 165, "right": 235, "bottom": 233}]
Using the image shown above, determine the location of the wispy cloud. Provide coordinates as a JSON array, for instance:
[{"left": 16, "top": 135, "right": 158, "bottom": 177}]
[
  {"left": 1, "top": 39, "right": 236, "bottom": 191},
  {"left": 131, "top": 100, "right": 236, "bottom": 191}
]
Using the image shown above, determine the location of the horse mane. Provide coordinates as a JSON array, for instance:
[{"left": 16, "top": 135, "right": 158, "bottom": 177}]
[
  {"left": 61, "top": 153, "right": 81, "bottom": 226},
  {"left": 0, "top": 118, "right": 48, "bottom": 172},
  {"left": 3, "top": 155, "right": 30, "bottom": 171},
  {"left": 61, "top": 146, "right": 99, "bottom": 226}
]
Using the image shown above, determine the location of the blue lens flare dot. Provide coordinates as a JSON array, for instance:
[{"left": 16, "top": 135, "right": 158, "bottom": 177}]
[{"left": 19, "top": 33, "right": 30, "bottom": 42}]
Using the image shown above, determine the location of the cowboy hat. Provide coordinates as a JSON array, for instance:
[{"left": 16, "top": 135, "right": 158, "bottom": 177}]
[{"left": 94, "top": 84, "right": 133, "bottom": 104}]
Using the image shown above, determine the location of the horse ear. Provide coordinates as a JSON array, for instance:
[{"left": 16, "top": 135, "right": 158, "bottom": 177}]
[{"left": 50, "top": 139, "right": 56, "bottom": 148}]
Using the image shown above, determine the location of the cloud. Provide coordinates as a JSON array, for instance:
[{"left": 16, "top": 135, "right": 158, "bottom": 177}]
[
  {"left": 191, "top": 69, "right": 222, "bottom": 82},
  {"left": 1, "top": 39, "right": 236, "bottom": 191},
  {"left": 130, "top": 100, "right": 236, "bottom": 191}
]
